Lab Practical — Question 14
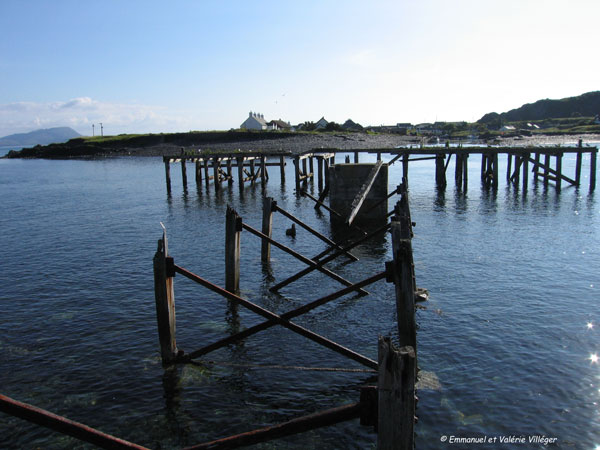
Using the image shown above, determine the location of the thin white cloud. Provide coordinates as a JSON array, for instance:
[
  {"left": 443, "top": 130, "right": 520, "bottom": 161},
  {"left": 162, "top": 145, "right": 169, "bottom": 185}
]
[{"left": 0, "top": 98, "right": 195, "bottom": 137}]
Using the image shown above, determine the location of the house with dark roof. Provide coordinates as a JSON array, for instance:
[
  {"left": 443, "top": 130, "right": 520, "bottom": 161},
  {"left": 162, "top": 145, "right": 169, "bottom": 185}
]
[
  {"left": 240, "top": 112, "right": 268, "bottom": 130},
  {"left": 267, "top": 119, "right": 291, "bottom": 131},
  {"left": 341, "top": 119, "right": 363, "bottom": 131}
]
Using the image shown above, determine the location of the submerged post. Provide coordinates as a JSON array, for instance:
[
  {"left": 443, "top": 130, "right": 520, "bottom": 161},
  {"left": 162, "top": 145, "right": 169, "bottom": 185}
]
[
  {"left": 261, "top": 197, "right": 275, "bottom": 263},
  {"left": 591, "top": 149, "right": 597, "bottom": 191},
  {"left": 555, "top": 153, "right": 562, "bottom": 191},
  {"left": 377, "top": 337, "right": 415, "bottom": 450},
  {"left": 181, "top": 159, "right": 187, "bottom": 190},
  {"left": 522, "top": 152, "right": 529, "bottom": 192},
  {"left": 225, "top": 206, "right": 242, "bottom": 293},
  {"left": 279, "top": 155, "right": 286, "bottom": 183},
  {"left": 543, "top": 154, "right": 550, "bottom": 187},
  {"left": 153, "top": 227, "right": 177, "bottom": 364},
  {"left": 435, "top": 154, "right": 446, "bottom": 189},
  {"left": 462, "top": 153, "right": 468, "bottom": 191},
  {"left": 164, "top": 159, "right": 172, "bottom": 194},
  {"left": 237, "top": 156, "right": 244, "bottom": 190},
  {"left": 195, "top": 159, "right": 202, "bottom": 185}
]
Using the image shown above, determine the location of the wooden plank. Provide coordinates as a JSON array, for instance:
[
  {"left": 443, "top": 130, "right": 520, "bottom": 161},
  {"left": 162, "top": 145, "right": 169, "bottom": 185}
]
[
  {"left": 377, "top": 337, "right": 415, "bottom": 450},
  {"left": 347, "top": 160, "right": 383, "bottom": 226},
  {"left": 0, "top": 393, "right": 150, "bottom": 450},
  {"left": 225, "top": 206, "right": 241, "bottom": 293},
  {"left": 525, "top": 156, "right": 576, "bottom": 186},
  {"left": 153, "top": 230, "right": 177, "bottom": 364},
  {"left": 174, "top": 263, "right": 377, "bottom": 369}
]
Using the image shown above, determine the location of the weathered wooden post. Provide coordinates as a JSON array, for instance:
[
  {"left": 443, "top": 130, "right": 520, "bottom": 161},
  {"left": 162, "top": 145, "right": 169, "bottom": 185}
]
[
  {"left": 543, "top": 154, "right": 550, "bottom": 187},
  {"left": 261, "top": 197, "right": 275, "bottom": 263},
  {"left": 377, "top": 152, "right": 381, "bottom": 161},
  {"left": 462, "top": 153, "right": 468, "bottom": 191},
  {"left": 309, "top": 156, "right": 314, "bottom": 180},
  {"left": 591, "top": 149, "right": 597, "bottom": 191},
  {"left": 377, "top": 337, "right": 415, "bottom": 450},
  {"left": 522, "top": 152, "right": 529, "bottom": 191},
  {"left": 153, "top": 228, "right": 177, "bottom": 365},
  {"left": 455, "top": 153, "right": 463, "bottom": 188},
  {"left": 555, "top": 153, "right": 562, "bottom": 191},
  {"left": 506, "top": 154, "right": 512, "bottom": 181},
  {"left": 279, "top": 155, "right": 286, "bottom": 183},
  {"left": 533, "top": 153, "right": 540, "bottom": 183},
  {"left": 575, "top": 140, "right": 583, "bottom": 186},
  {"left": 181, "top": 159, "right": 188, "bottom": 190},
  {"left": 317, "top": 157, "right": 324, "bottom": 192},
  {"left": 164, "top": 159, "right": 172, "bottom": 194},
  {"left": 354, "top": 151, "right": 359, "bottom": 163},
  {"left": 481, "top": 153, "right": 487, "bottom": 181},
  {"left": 213, "top": 157, "right": 221, "bottom": 190},
  {"left": 402, "top": 153, "right": 409, "bottom": 181},
  {"left": 261, "top": 156, "right": 267, "bottom": 183},
  {"left": 203, "top": 159, "right": 210, "bottom": 188},
  {"left": 301, "top": 157, "right": 308, "bottom": 184},
  {"left": 195, "top": 159, "right": 202, "bottom": 185},
  {"left": 227, "top": 158, "right": 233, "bottom": 184},
  {"left": 237, "top": 156, "right": 244, "bottom": 190},
  {"left": 225, "top": 206, "right": 242, "bottom": 293},
  {"left": 435, "top": 154, "right": 446, "bottom": 189},
  {"left": 492, "top": 153, "right": 499, "bottom": 189},
  {"left": 294, "top": 156, "right": 301, "bottom": 192},
  {"left": 390, "top": 222, "right": 416, "bottom": 349},
  {"left": 250, "top": 158, "right": 256, "bottom": 184}
]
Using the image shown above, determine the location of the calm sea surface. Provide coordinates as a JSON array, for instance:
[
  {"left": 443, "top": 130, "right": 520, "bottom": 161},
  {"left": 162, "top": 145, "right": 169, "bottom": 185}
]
[{"left": 0, "top": 147, "right": 598, "bottom": 449}]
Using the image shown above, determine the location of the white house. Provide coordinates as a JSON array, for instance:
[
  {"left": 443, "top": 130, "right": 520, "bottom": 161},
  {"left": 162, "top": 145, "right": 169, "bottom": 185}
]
[{"left": 241, "top": 112, "right": 268, "bottom": 130}]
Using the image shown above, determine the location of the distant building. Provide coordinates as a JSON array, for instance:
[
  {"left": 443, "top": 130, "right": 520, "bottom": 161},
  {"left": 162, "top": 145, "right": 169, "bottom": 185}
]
[
  {"left": 241, "top": 112, "right": 267, "bottom": 130},
  {"left": 315, "top": 117, "right": 329, "bottom": 130},
  {"left": 499, "top": 125, "right": 516, "bottom": 132},
  {"left": 267, "top": 119, "right": 291, "bottom": 131},
  {"left": 342, "top": 119, "right": 363, "bottom": 131}
]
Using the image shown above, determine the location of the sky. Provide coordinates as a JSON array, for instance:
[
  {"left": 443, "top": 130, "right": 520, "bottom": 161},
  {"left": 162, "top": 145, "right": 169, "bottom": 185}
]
[{"left": 0, "top": 0, "right": 598, "bottom": 137}]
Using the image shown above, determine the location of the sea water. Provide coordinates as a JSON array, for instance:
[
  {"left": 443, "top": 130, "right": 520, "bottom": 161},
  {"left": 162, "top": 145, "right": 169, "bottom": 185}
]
[{"left": 0, "top": 148, "right": 598, "bottom": 449}]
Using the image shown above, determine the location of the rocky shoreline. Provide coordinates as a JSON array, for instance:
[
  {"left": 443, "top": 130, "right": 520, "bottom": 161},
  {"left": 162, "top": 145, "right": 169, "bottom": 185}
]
[{"left": 5, "top": 131, "right": 600, "bottom": 159}]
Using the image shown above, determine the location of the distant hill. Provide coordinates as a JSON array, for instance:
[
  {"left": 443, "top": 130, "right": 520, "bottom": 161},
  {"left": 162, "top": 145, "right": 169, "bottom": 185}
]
[
  {"left": 0, "top": 127, "right": 81, "bottom": 147},
  {"left": 479, "top": 91, "right": 600, "bottom": 124}
]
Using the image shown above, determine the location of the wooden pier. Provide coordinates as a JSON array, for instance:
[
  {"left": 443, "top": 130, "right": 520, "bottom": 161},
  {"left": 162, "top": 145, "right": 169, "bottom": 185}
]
[
  {"left": 150, "top": 181, "right": 420, "bottom": 449},
  {"left": 164, "top": 142, "right": 597, "bottom": 196}
]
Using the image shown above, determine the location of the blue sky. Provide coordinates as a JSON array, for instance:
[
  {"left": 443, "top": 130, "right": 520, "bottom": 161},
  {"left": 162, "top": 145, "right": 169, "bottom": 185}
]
[{"left": 0, "top": 0, "right": 598, "bottom": 136}]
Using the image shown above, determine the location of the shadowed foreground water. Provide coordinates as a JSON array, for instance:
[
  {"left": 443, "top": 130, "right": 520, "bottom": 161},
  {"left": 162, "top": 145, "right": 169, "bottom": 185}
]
[{"left": 0, "top": 149, "right": 598, "bottom": 449}]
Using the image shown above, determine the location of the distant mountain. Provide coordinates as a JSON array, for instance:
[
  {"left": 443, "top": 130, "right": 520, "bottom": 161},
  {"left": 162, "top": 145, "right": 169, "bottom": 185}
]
[
  {"left": 0, "top": 127, "right": 81, "bottom": 147},
  {"left": 478, "top": 91, "right": 600, "bottom": 124}
]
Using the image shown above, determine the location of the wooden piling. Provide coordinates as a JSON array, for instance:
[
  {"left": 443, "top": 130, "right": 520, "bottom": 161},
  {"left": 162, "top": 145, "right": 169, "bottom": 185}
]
[
  {"left": 533, "top": 153, "right": 540, "bottom": 183},
  {"left": 317, "top": 157, "right": 324, "bottom": 192},
  {"left": 435, "top": 154, "right": 446, "bottom": 188},
  {"left": 543, "top": 154, "right": 550, "bottom": 187},
  {"left": 153, "top": 232, "right": 177, "bottom": 364},
  {"left": 195, "top": 160, "right": 202, "bottom": 185},
  {"left": 164, "top": 160, "right": 172, "bottom": 194},
  {"left": 481, "top": 154, "right": 487, "bottom": 181},
  {"left": 455, "top": 153, "right": 463, "bottom": 188},
  {"left": 354, "top": 151, "right": 359, "bottom": 163},
  {"left": 575, "top": 152, "right": 582, "bottom": 186},
  {"left": 492, "top": 153, "right": 499, "bottom": 189},
  {"left": 237, "top": 157, "right": 244, "bottom": 190},
  {"left": 213, "top": 157, "right": 220, "bottom": 190},
  {"left": 390, "top": 222, "right": 416, "bottom": 349},
  {"left": 506, "top": 154, "right": 512, "bottom": 181},
  {"left": 250, "top": 158, "right": 256, "bottom": 184},
  {"left": 280, "top": 156, "right": 286, "bottom": 183},
  {"left": 591, "top": 149, "right": 597, "bottom": 191},
  {"left": 261, "top": 156, "right": 268, "bottom": 183},
  {"left": 226, "top": 159, "right": 233, "bottom": 184},
  {"left": 377, "top": 337, "right": 415, "bottom": 450},
  {"left": 522, "top": 152, "right": 529, "bottom": 191},
  {"left": 462, "top": 153, "right": 468, "bottom": 191},
  {"left": 181, "top": 159, "right": 188, "bottom": 189},
  {"left": 402, "top": 153, "right": 409, "bottom": 181},
  {"left": 203, "top": 159, "right": 210, "bottom": 188},
  {"left": 294, "top": 156, "right": 300, "bottom": 192},
  {"left": 261, "top": 197, "right": 275, "bottom": 263},
  {"left": 301, "top": 158, "right": 308, "bottom": 183},
  {"left": 555, "top": 153, "right": 562, "bottom": 191},
  {"left": 225, "top": 207, "right": 241, "bottom": 293},
  {"left": 309, "top": 156, "right": 314, "bottom": 179}
]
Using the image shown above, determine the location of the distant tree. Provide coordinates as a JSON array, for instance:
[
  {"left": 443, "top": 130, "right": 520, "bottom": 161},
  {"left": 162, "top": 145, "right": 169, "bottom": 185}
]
[
  {"left": 301, "top": 121, "right": 316, "bottom": 131},
  {"left": 323, "top": 121, "right": 343, "bottom": 132}
]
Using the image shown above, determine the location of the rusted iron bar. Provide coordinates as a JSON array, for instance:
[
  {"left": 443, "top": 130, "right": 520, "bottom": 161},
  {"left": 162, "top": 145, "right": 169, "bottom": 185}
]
[
  {"left": 347, "top": 160, "right": 383, "bottom": 226},
  {"left": 0, "top": 393, "right": 149, "bottom": 450},
  {"left": 173, "top": 264, "right": 376, "bottom": 368},
  {"left": 184, "top": 402, "right": 361, "bottom": 450},
  {"left": 242, "top": 222, "right": 367, "bottom": 294},
  {"left": 186, "top": 271, "right": 386, "bottom": 360},
  {"left": 274, "top": 205, "right": 359, "bottom": 262},
  {"left": 271, "top": 222, "right": 390, "bottom": 292}
]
